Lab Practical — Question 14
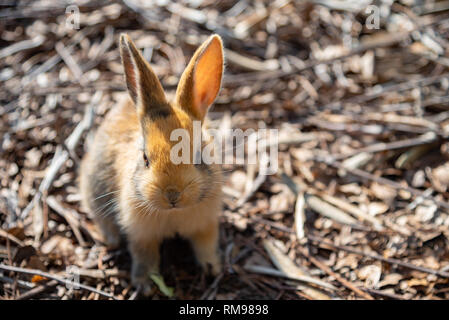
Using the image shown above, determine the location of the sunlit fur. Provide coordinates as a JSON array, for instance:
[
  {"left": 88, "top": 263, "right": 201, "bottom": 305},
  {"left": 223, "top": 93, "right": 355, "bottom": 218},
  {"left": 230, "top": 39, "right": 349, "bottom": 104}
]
[
  {"left": 81, "top": 96, "right": 223, "bottom": 229},
  {"left": 118, "top": 99, "right": 222, "bottom": 235},
  {"left": 79, "top": 34, "right": 224, "bottom": 292}
]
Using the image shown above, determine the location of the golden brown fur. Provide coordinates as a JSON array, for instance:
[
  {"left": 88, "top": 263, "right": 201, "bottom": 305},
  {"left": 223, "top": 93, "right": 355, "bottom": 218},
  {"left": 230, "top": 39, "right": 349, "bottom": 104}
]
[{"left": 79, "top": 34, "right": 224, "bottom": 294}]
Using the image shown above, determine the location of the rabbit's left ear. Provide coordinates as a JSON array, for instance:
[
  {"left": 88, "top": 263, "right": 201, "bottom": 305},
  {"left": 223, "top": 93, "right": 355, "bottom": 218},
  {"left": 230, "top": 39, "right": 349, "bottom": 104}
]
[
  {"left": 175, "top": 35, "right": 224, "bottom": 121},
  {"left": 119, "top": 34, "right": 169, "bottom": 120}
]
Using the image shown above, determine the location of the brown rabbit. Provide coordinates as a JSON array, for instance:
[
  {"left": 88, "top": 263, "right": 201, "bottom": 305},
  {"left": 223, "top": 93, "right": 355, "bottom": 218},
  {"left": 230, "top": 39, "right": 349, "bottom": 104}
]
[{"left": 79, "top": 34, "right": 224, "bottom": 294}]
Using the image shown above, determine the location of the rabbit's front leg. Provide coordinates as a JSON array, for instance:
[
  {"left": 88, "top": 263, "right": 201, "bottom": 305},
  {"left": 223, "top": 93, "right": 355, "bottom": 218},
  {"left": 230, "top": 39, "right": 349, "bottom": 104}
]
[
  {"left": 190, "top": 222, "right": 221, "bottom": 276},
  {"left": 93, "top": 215, "right": 121, "bottom": 249},
  {"left": 129, "top": 238, "right": 160, "bottom": 296}
]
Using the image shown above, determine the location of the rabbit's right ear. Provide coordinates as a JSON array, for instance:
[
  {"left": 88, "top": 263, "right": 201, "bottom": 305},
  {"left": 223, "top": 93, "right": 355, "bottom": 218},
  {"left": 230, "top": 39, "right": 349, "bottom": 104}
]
[
  {"left": 175, "top": 35, "right": 224, "bottom": 121},
  {"left": 119, "top": 34, "right": 169, "bottom": 119}
]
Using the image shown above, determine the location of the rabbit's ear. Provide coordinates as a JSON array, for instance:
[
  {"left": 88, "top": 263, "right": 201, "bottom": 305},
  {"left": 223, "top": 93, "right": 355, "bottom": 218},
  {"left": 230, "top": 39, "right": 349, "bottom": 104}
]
[
  {"left": 120, "top": 34, "right": 170, "bottom": 119},
  {"left": 175, "top": 35, "right": 224, "bottom": 121}
]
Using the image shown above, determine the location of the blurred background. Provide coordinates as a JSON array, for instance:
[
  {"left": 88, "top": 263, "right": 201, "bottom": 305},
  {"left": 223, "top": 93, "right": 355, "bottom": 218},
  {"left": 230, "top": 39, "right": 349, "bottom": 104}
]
[{"left": 1, "top": 0, "right": 449, "bottom": 300}]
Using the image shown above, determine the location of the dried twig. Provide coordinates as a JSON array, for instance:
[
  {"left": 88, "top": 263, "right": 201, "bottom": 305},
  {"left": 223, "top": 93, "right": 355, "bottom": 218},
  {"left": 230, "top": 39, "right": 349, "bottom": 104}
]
[
  {"left": 317, "top": 156, "right": 449, "bottom": 211},
  {"left": 0, "top": 264, "right": 117, "bottom": 299},
  {"left": 296, "top": 245, "right": 374, "bottom": 300},
  {"left": 21, "top": 91, "right": 102, "bottom": 220},
  {"left": 244, "top": 264, "right": 337, "bottom": 291},
  {"left": 307, "top": 235, "right": 449, "bottom": 279},
  {"left": 16, "top": 280, "right": 58, "bottom": 300}
]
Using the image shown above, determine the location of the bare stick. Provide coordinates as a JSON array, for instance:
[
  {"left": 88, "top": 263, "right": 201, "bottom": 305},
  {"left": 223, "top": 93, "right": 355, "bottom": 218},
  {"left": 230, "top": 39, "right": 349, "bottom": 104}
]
[
  {"left": 360, "top": 287, "right": 406, "bottom": 300},
  {"left": 295, "top": 245, "right": 374, "bottom": 300},
  {"left": 316, "top": 156, "right": 449, "bottom": 211},
  {"left": 200, "top": 273, "right": 224, "bottom": 300},
  {"left": 21, "top": 91, "right": 102, "bottom": 220},
  {"left": 250, "top": 219, "right": 449, "bottom": 279},
  {"left": 307, "top": 235, "right": 449, "bottom": 279},
  {"left": 335, "top": 132, "right": 440, "bottom": 160},
  {"left": 0, "top": 35, "right": 45, "bottom": 59},
  {"left": 16, "top": 280, "right": 58, "bottom": 300},
  {"left": 0, "top": 229, "right": 25, "bottom": 247},
  {"left": 0, "top": 264, "right": 117, "bottom": 299},
  {"left": 244, "top": 264, "right": 337, "bottom": 291},
  {"left": 46, "top": 196, "right": 86, "bottom": 247},
  {"left": 225, "top": 17, "right": 449, "bottom": 85}
]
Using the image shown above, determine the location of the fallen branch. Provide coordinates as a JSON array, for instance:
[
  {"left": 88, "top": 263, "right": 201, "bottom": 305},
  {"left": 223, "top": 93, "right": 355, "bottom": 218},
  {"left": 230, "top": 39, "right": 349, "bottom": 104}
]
[
  {"left": 336, "top": 132, "right": 441, "bottom": 160},
  {"left": 16, "top": 280, "right": 58, "bottom": 300},
  {"left": 307, "top": 234, "right": 449, "bottom": 279},
  {"left": 316, "top": 155, "right": 449, "bottom": 211},
  {"left": 21, "top": 91, "right": 102, "bottom": 220},
  {"left": 225, "top": 17, "right": 449, "bottom": 85},
  {"left": 0, "top": 264, "right": 117, "bottom": 300},
  {"left": 295, "top": 245, "right": 374, "bottom": 300},
  {"left": 244, "top": 264, "right": 337, "bottom": 291}
]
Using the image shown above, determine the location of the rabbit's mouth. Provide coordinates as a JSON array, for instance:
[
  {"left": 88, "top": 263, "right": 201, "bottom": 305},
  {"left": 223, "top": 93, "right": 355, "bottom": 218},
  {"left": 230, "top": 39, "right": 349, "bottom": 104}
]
[
  {"left": 164, "top": 202, "right": 190, "bottom": 211},
  {"left": 168, "top": 202, "right": 182, "bottom": 210},
  {"left": 162, "top": 199, "right": 199, "bottom": 212}
]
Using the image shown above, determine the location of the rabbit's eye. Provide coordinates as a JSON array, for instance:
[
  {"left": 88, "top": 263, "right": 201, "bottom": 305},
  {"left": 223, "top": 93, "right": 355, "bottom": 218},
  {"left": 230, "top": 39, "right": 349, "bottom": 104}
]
[{"left": 143, "top": 153, "right": 150, "bottom": 168}]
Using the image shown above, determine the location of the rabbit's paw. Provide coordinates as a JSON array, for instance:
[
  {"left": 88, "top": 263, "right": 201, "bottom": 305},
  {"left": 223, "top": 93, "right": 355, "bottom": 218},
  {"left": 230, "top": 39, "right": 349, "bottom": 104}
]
[{"left": 131, "top": 273, "right": 154, "bottom": 297}]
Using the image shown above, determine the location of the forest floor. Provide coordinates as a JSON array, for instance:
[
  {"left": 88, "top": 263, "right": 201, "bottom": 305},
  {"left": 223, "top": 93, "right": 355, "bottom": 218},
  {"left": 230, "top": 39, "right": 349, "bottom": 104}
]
[{"left": 1, "top": 0, "right": 449, "bottom": 300}]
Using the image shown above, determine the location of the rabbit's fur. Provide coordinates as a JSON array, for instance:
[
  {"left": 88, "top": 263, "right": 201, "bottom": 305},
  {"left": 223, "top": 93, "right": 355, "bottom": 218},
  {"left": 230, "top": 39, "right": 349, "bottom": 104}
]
[{"left": 80, "top": 34, "right": 224, "bottom": 294}]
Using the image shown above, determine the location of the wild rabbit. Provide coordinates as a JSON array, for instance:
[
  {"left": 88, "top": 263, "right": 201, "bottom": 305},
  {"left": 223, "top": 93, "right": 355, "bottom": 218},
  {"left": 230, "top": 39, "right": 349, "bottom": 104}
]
[{"left": 79, "top": 34, "right": 224, "bottom": 294}]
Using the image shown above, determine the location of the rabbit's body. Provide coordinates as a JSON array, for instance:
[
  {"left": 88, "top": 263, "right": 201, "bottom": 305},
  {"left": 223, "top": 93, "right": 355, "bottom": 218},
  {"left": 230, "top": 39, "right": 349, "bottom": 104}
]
[{"left": 80, "top": 34, "right": 224, "bottom": 294}]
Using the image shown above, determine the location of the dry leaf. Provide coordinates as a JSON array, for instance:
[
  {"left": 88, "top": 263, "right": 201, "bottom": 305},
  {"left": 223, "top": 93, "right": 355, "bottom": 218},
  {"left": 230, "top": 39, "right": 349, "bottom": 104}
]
[{"left": 358, "top": 265, "right": 382, "bottom": 289}]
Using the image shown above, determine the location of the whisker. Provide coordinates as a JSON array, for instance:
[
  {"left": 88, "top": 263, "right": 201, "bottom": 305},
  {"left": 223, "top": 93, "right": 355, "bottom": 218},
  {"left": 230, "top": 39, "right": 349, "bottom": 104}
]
[
  {"left": 93, "top": 190, "right": 119, "bottom": 201},
  {"left": 94, "top": 197, "right": 119, "bottom": 218}
]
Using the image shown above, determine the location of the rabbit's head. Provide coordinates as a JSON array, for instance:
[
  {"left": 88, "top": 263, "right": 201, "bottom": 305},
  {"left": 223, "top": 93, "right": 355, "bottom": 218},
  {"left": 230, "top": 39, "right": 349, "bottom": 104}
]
[{"left": 119, "top": 34, "right": 223, "bottom": 211}]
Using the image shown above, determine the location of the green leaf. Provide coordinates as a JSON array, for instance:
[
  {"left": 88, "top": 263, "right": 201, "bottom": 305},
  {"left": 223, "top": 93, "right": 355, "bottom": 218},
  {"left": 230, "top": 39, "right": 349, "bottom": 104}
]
[{"left": 149, "top": 274, "right": 174, "bottom": 298}]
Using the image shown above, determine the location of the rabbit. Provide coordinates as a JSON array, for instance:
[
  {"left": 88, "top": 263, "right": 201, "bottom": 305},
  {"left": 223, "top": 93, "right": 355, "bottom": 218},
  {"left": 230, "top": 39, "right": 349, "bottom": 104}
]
[{"left": 79, "top": 33, "right": 224, "bottom": 294}]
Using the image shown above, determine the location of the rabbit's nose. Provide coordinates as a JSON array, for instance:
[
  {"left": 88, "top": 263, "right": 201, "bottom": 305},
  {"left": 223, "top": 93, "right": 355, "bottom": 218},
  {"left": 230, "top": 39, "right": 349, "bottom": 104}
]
[{"left": 165, "top": 188, "right": 180, "bottom": 205}]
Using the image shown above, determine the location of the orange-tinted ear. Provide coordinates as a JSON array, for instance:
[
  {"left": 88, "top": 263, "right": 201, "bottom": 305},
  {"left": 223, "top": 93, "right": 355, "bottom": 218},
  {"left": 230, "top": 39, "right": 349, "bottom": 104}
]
[
  {"left": 175, "top": 35, "right": 224, "bottom": 121},
  {"left": 120, "top": 34, "right": 170, "bottom": 119}
]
